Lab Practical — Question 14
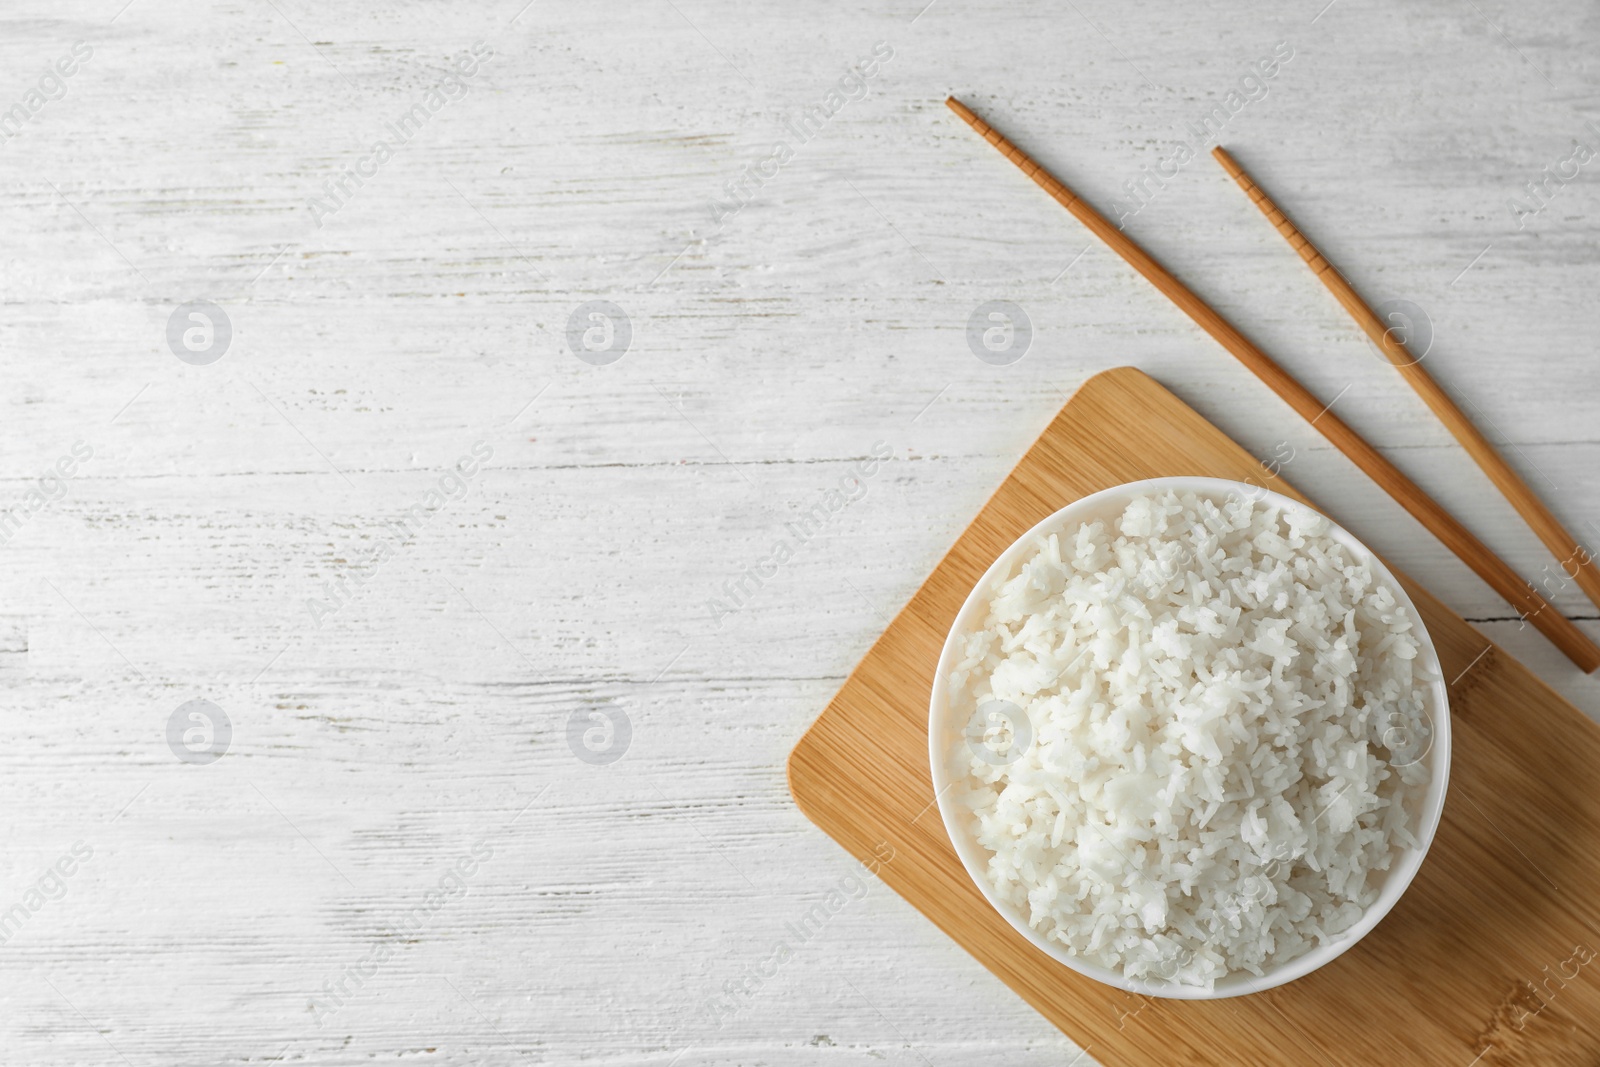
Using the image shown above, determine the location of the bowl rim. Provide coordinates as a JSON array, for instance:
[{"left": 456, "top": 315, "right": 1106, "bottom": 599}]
[{"left": 927, "top": 476, "right": 1453, "bottom": 1000}]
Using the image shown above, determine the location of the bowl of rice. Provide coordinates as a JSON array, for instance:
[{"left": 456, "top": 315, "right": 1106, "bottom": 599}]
[{"left": 929, "top": 477, "right": 1450, "bottom": 998}]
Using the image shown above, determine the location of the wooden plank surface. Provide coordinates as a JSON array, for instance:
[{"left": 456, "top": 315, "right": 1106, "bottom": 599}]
[
  {"left": 4, "top": 2, "right": 1600, "bottom": 1064},
  {"left": 789, "top": 366, "right": 1600, "bottom": 1067}
]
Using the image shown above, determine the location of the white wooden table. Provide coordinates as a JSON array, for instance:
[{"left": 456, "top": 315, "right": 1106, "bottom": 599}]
[{"left": 4, "top": 1, "right": 1598, "bottom": 1063}]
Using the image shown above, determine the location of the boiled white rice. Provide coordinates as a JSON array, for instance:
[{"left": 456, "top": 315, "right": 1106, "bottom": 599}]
[{"left": 951, "top": 489, "right": 1432, "bottom": 990}]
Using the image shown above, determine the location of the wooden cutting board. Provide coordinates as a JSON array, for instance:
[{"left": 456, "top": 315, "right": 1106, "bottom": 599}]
[{"left": 787, "top": 366, "right": 1600, "bottom": 1067}]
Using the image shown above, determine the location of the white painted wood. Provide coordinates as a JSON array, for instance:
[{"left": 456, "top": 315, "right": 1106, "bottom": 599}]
[{"left": 2, "top": 0, "right": 1598, "bottom": 1063}]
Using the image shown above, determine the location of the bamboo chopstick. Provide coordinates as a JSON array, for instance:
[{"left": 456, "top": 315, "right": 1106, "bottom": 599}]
[
  {"left": 1210, "top": 144, "right": 1600, "bottom": 619},
  {"left": 944, "top": 95, "right": 1600, "bottom": 673}
]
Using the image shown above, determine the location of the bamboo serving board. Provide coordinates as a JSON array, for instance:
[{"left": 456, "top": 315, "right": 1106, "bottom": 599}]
[{"left": 787, "top": 366, "right": 1600, "bottom": 1067}]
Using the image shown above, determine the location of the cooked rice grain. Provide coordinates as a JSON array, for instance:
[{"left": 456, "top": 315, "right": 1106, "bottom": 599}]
[{"left": 952, "top": 490, "right": 1431, "bottom": 990}]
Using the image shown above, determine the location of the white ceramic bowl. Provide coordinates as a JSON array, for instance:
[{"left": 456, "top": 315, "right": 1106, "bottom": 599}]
[{"left": 928, "top": 476, "right": 1452, "bottom": 999}]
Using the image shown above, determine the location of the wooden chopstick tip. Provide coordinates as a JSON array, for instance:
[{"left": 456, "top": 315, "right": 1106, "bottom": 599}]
[
  {"left": 945, "top": 95, "right": 977, "bottom": 123},
  {"left": 1210, "top": 144, "right": 1244, "bottom": 177}
]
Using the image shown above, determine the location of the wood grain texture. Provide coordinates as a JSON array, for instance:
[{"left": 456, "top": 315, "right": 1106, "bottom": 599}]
[
  {"left": 1212, "top": 143, "right": 1600, "bottom": 620},
  {"left": 2, "top": 1, "right": 1599, "bottom": 1064},
  {"left": 790, "top": 366, "right": 1600, "bottom": 1067}
]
